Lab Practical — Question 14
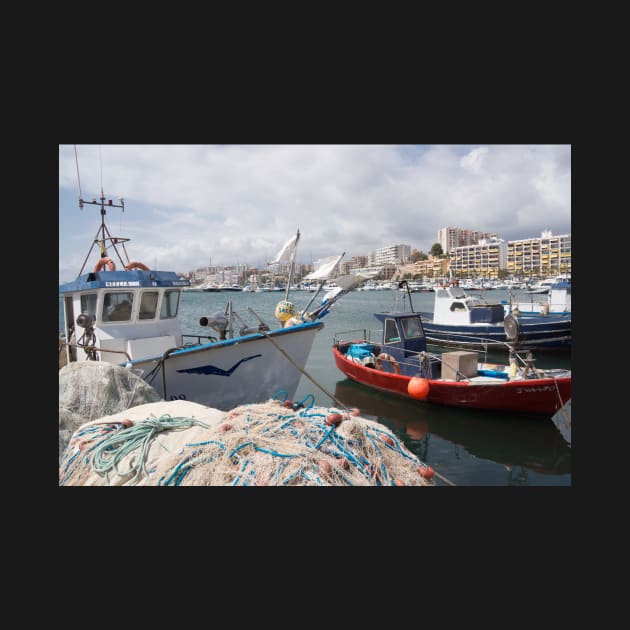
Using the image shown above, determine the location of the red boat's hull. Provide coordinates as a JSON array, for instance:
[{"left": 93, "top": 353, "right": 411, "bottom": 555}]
[{"left": 332, "top": 346, "right": 570, "bottom": 415}]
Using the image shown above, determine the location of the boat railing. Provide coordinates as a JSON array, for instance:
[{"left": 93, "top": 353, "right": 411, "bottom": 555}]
[{"left": 333, "top": 328, "right": 382, "bottom": 345}]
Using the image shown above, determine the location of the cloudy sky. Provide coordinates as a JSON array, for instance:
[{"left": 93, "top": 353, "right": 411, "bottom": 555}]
[{"left": 59, "top": 144, "right": 571, "bottom": 282}]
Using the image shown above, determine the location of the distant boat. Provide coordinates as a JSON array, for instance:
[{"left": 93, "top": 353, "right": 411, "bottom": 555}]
[
  {"left": 331, "top": 309, "right": 570, "bottom": 415},
  {"left": 412, "top": 283, "right": 571, "bottom": 353},
  {"left": 58, "top": 192, "right": 323, "bottom": 410},
  {"left": 508, "top": 280, "right": 571, "bottom": 315}
]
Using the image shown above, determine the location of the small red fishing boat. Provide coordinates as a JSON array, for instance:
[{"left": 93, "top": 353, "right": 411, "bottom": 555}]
[{"left": 332, "top": 311, "right": 570, "bottom": 415}]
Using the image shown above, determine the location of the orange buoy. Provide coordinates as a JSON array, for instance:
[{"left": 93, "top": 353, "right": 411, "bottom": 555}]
[
  {"left": 418, "top": 465, "right": 435, "bottom": 479},
  {"left": 121, "top": 419, "right": 133, "bottom": 428},
  {"left": 326, "top": 413, "right": 343, "bottom": 427},
  {"left": 408, "top": 377, "right": 430, "bottom": 399}
]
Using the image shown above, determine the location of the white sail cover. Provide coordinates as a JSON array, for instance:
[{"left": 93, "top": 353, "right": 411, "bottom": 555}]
[
  {"left": 269, "top": 231, "right": 300, "bottom": 265},
  {"left": 303, "top": 253, "right": 344, "bottom": 280}
]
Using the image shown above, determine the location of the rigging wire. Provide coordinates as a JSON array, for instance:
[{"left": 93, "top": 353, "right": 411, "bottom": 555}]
[{"left": 73, "top": 144, "right": 83, "bottom": 204}]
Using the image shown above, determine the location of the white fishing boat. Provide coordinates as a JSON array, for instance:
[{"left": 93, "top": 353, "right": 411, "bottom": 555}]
[{"left": 58, "top": 192, "right": 324, "bottom": 410}]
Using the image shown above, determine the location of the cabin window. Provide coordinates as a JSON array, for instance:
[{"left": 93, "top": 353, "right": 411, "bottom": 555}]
[
  {"left": 384, "top": 319, "right": 400, "bottom": 343},
  {"left": 80, "top": 293, "right": 98, "bottom": 321},
  {"left": 103, "top": 292, "right": 134, "bottom": 322},
  {"left": 450, "top": 302, "right": 466, "bottom": 312},
  {"left": 160, "top": 289, "right": 180, "bottom": 319},
  {"left": 401, "top": 317, "right": 423, "bottom": 339},
  {"left": 139, "top": 291, "right": 159, "bottom": 320}
]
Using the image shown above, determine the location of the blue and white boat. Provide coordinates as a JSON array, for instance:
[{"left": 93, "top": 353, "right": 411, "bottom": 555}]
[
  {"left": 58, "top": 193, "right": 323, "bottom": 410},
  {"left": 413, "top": 283, "right": 571, "bottom": 353}
]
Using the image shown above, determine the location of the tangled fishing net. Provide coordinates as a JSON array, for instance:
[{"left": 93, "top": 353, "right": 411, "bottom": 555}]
[{"left": 59, "top": 396, "right": 435, "bottom": 486}]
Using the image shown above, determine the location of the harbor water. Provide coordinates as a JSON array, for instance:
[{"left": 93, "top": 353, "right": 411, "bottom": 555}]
[{"left": 59, "top": 287, "right": 571, "bottom": 486}]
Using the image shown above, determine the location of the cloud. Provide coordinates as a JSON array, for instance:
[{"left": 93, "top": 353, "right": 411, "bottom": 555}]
[{"left": 59, "top": 144, "right": 571, "bottom": 281}]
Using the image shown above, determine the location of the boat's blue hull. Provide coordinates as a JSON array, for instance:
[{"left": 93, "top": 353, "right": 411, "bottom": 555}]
[{"left": 416, "top": 311, "right": 571, "bottom": 352}]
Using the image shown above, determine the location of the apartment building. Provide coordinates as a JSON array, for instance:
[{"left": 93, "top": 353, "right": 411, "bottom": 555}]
[
  {"left": 449, "top": 238, "right": 507, "bottom": 279},
  {"left": 438, "top": 227, "right": 498, "bottom": 254},
  {"left": 506, "top": 231, "right": 571, "bottom": 278},
  {"left": 368, "top": 244, "right": 411, "bottom": 266}
]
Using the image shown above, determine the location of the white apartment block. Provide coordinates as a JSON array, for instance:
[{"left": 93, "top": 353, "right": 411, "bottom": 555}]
[{"left": 368, "top": 244, "right": 411, "bottom": 266}]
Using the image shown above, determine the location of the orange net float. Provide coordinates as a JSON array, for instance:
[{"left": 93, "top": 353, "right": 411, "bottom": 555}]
[
  {"left": 125, "top": 261, "right": 150, "bottom": 271},
  {"left": 408, "top": 377, "right": 430, "bottom": 399},
  {"left": 418, "top": 465, "right": 435, "bottom": 479},
  {"left": 94, "top": 257, "right": 116, "bottom": 272}
]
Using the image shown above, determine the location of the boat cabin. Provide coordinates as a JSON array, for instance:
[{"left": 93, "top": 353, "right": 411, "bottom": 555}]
[
  {"left": 59, "top": 269, "right": 190, "bottom": 365},
  {"left": 432, "top": 285, "right": 505, "bottom": 326},
  {"left": 370, "top": 311, "right": 438, "bottom": 377}
]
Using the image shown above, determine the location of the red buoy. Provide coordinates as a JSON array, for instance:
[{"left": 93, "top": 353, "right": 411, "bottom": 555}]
[
  {"left": 418, "top": 465, "right": 435, "bottom": 479},
  {"left": 408, "top": 377, "right": 430, "bottom": 399}
]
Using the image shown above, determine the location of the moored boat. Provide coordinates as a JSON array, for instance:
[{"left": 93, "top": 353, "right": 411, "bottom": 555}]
[
  {"left": 414, "top": 283, "right": 571, "bottom": 352},
  {"left": 331, "top": 309, "right": 570, "bottom": 415},
  {"left": 58, "top": 191, "right": 323, "bottom": 410}
]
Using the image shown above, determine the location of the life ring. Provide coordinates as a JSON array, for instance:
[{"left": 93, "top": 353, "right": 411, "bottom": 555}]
[
  {"left": 375, "top": 352, "right": 400, "bottom": 375},
  {"left": 94, "top": 257, "right": 116, "bottom": 272},
  {"left": 125, "top": 261, "right": 150, "bottom": 271}
]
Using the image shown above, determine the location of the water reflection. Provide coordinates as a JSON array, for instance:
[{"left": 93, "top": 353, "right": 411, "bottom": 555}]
[{"left": 334, "top": 378, "right": 571, "bottom": 477}]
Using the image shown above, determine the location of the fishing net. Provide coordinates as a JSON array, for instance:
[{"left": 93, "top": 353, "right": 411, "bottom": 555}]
[{"left": 59, "top": 398, "right": 434, "bottom": 487}]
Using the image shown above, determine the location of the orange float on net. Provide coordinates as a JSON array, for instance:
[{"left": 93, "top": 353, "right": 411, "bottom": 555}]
[
  {"left": 326, "top": 413, "right": 343, "bottom": 427},
  {"left": 381, "top": 435, "right": 395, "bottom": 447},
  {"left": 418, "top": 465, "right": 435, "bottom": 479},
  {"left": 408, "top": 377, "right": 430, "bottom": 399},
  {"left": 319, "top": 460, "right": 332, "bottom": 475}
]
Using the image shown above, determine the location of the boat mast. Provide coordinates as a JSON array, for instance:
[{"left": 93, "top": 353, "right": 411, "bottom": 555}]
[{"left": 77, "top": 190, "right": 129, "bottom": 275}]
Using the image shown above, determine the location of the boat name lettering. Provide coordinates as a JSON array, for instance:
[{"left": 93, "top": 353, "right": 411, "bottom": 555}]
[
  {"left": 516, "top": 385, "right": 555, "bottom": 393},
  {"left": 170, "top": 394, "right": 186, "bottom": 400},
  {"left": 105, "top": 281, "right": 141, "bottom": 287},
  {"left": 172, "top": 281, "right": 188, "bottom": 286}
]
